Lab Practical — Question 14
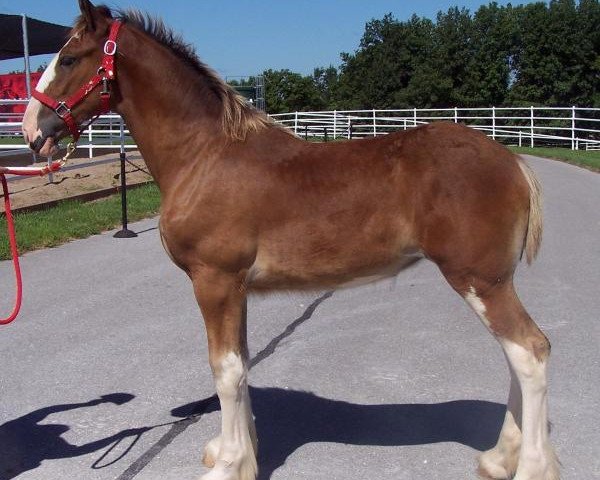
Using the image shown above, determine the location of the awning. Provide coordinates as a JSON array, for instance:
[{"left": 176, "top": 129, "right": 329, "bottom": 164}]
[{"left": 0, "top": 14, "right": 70, "bottom": 60}]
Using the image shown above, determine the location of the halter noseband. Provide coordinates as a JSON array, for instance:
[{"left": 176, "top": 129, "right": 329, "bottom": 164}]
[{"left": 32, "top": 20, "right": 123, "bottom": 143}]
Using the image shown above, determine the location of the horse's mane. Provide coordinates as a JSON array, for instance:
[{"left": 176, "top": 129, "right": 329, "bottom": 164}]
[{"left": 73, "top": 6, "right": 273, "bottom": 141}]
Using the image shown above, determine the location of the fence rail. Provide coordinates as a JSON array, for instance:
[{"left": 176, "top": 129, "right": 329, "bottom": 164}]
[
  {"left": 0, "top": 100, "right": 135, "bottom": 160},
  {"left": 270, "top": 106, "right": 600, "bottom": 151},
  {"left": 2, "top": 101, "right": 600, "bottom": 157}
]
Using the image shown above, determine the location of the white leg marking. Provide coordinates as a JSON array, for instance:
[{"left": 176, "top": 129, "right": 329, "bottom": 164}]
[
  {"left": 501, "top": 340, "right": 559, "bottom": 480},
  {"left": 464, "top": 286, "right": 492, "bottom": 329},
  {"left": 202, "top": 352, "right": 257, "bottom": 480},
  {"left": 479, "top": 372, "right": 522, "bottom": 478}
]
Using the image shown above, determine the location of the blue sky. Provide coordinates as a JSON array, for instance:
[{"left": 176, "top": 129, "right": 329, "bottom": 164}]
[{"left": 1, "top": 0, "right": 535, "bottom": 78}]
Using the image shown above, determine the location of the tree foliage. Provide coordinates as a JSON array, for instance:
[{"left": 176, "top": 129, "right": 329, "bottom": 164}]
[{"left": 263, "top": 1, "right": 600, "bottom": 113}]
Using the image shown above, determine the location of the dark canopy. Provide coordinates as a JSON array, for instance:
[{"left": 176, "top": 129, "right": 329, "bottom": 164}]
[{"left": 0, "top": 14, "right": 70, "bottom": 60}]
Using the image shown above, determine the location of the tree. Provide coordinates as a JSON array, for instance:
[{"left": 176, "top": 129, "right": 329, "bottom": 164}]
[
  {"left": 261, "top": 1, "right": 600, "bottom": 112},
  {"left": 263, "top": 69, "right": 322, "bottom": 113},
  {"left": 336, "top": 14, "right": 435, "bottom": 109},
  {"left": 507, "top": 0, "right": 595, "bottom": 106},
  {"left": 312, "top": 66, "right": 339, "bottom": 110},
  {"left": 399, "top": 7, "right": 474, "bottom": 108},
  {"left": 462, "top": 2, "right": 517, "bottom": 106}
]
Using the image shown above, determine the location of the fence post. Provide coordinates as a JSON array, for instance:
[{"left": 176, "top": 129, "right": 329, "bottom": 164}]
[
  {"left": 571, "top": 105, "right": 576, "bottom": 151},
  {"left": 114, "top": 118, "right": 137, "bottom": 239},
  {"left": 492, "top": 106, "right": 496, "bottom": 140},
  {"left": 88, "top": 125, "right": 93, "bottom": 158},
  {"left": 454, "top": 107, "right": 458, "bottom": 123},
  {"left": 372, "top": 109, "right": 377, "bottom": 136},
  {"left": 519, "top": 131, "right": 522, "bottom": 147},
  {"left": 294, "top": 111, "right": 298, "bottom": 136},
  {"left": 413, "top": 107, "right": 417, "bottom": 127},
  {"left": 333, "top": 110, "right": 337, "bottom": 140},
  {"left": 530, "top": 106, "right": 534, "bottom": 148},
  {"left": 46, "top": 156, "right": 53, "bottom": 183},
  {"left": 348, "top": 120, "right": 352, "bottom": 140}
]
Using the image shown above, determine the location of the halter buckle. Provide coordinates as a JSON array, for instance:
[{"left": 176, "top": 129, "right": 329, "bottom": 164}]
[
  {"left": 55, "top": 102, "right": 71, "bottom": 119},
  {"left": 104, "top": 40, "right": 117, "bottom": 55}
]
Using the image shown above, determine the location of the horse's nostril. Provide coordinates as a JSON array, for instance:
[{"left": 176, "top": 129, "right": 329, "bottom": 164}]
[{"left": 30, "top": 136, "right": 45, "bottom": 152}]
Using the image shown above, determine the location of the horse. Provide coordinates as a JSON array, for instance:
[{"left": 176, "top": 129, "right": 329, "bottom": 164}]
[{"left": 21, "top": 2, "right": 559, "bottom": 479}]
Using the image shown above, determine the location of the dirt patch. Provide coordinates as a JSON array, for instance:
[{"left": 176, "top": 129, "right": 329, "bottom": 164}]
[{"left": 3, "top": 150, "right": 153, "bottom": 210}]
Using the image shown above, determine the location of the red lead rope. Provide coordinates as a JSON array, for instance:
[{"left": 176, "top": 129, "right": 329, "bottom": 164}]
[
  {"left": 0, "top": 21, "right": 123, "bottom": 325},
  {"left": 0, "top": 145, "right": 76, "bottom": 326},
  {"left": 0, "top": 174, "right": 22, "bottom": 325}
]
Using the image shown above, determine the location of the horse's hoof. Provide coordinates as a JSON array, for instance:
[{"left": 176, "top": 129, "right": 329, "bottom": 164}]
[
  {"left": 477, "top": 448, "right": 517, "bottom": 479},
  {"left": 202, "top": 436, "right": 221, "bottom": 468}
]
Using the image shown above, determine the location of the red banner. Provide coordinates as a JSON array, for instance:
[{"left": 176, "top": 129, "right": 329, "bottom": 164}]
[{"left": 0, "top": 72, "right": 41, "bottom": 119}]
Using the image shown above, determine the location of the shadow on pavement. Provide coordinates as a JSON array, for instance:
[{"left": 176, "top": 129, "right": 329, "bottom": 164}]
[
  {"left": 0, "top": 393, "right": 145, "bottom": 480},
  {"left": 172, "top": 386, "right": 505, "bottom": 480}
]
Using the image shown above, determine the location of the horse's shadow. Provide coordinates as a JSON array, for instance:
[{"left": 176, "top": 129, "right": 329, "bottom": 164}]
[
  {"left": 173, "top": 386, "right": 505, "bottom": 480},
  {"left": 0, "top": 387, "right": 505, "bottom": 479},
  {"left": 0, "top": 393, "right": 144, "bottom": 480}
]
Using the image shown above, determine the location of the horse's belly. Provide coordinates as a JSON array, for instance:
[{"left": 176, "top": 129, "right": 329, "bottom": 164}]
[
  {"left": 337, "top": 253, "right": 423, "bottom": 288},
  {"left": 247, "top": 247, "right": 423, "bottom": 291}
]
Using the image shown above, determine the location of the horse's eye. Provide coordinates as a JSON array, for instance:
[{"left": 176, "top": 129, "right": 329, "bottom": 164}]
[{"left": 59, "top": 56, "right": 77, "bottom": 67}]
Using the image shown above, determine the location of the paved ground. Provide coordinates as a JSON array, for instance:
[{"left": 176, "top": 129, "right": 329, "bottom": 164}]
[{"left": 0, "top": 155, "right": 598, "bottom": 480}]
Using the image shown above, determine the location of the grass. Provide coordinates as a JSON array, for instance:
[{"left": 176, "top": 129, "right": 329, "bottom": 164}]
[
  {"left": 0, "top": 182, "right": 160, "bottom": 260},
  {"left": 510, "top": 146, "right": 600, "bottom": 172}
]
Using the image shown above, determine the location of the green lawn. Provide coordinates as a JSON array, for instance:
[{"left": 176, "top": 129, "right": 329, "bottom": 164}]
[
  {"left": 510, "top": 146, "right": 600, "bottom": 172},
  {"left": 0, "top": 183, "right": 160, "bottom": 260}
]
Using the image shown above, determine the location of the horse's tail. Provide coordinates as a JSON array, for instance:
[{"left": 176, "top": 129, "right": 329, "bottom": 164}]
[{"left": 517, "top": 158, "right": 543, "bottom": 264}]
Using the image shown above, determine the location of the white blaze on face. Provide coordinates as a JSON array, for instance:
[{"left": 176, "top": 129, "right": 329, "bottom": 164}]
[{"left": 22, "top": 53, "right": 60, "bottom": 145}]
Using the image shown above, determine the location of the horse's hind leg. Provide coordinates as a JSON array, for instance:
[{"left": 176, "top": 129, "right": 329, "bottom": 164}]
[
  {"left": 456, "top": 278, "right": 559, "bottom": 480},
  {"left": 476, "top": 364, "right": 522, "bottom": 478},
  {"left": 192, "top": 266, "right": 257, "bottom": 480}
]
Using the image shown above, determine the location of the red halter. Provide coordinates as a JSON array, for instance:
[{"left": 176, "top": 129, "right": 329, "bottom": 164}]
[{"left": 32, "top": 21, "right": 123, "bottom": 142}]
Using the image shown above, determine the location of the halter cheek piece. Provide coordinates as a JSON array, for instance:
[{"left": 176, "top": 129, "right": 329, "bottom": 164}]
[{"left": 31, "top": 20, "right": 123, "bottom": 143}]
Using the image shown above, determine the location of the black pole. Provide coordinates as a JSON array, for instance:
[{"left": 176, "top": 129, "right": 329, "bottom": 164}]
[
  {"left": 323, "top": 127, "right": 328, "bottom": 142},
  {"left": 349, "top": 121, "right": 353, "bottom": 140},
  {"left": 114, "top": 119, "right": 137, "bottom": 238},
  {"left": 304, "top": 124, "right": 308, "bottom": 140}
]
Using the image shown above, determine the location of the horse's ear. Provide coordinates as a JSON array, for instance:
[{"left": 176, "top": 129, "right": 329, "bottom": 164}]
[
  {"left": 78, "top": 0, "right": 96, "bottom": 30},
  {"left": 78, "top": 0, "right": 110, "bottom": 32}
]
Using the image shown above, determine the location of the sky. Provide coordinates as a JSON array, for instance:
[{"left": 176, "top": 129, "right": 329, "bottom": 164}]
[{"left": 1, "top": 0, "right": 536, "bottom": 79}]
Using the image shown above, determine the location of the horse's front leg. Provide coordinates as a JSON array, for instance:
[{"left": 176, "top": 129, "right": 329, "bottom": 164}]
[{"left": 192, "top": 266, "right": 257, "bottom": 480}]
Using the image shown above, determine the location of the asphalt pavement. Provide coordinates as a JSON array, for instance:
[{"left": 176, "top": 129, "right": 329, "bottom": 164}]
[{"left": 0, "top": 155, "right": 598, "bottom": 480}]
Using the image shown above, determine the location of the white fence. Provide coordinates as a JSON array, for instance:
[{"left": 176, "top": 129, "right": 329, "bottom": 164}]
[
  {"left": 270, "top": 107, "right": 600, "bottom": 151},
  {"left": 2, "top": 100, "right": 600, "bottom": 157},
  {"left": 0, "top": 99, "right": 135, "bottom": 160}
]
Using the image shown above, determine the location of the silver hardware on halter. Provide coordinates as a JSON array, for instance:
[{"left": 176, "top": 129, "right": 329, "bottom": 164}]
[
  {"left": 55, "top": 102, "right": 71, "bottom": 119},
  {"left": 104, "top": 40, "right": 117, "bottom": 55}
]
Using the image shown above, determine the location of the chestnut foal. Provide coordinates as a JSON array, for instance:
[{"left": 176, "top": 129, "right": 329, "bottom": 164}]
[{"left": 21, "top": 2, "right": 559, "bottom": 479}]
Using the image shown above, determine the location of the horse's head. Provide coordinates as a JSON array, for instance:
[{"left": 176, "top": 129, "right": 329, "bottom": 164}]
[{"left": 22, "top": 1, "right": 116, "bottom": 156}]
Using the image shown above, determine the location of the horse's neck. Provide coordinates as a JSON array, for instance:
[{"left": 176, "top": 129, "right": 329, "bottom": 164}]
[{"left": 115, "top": 30, "right": 223, "bottom": 190}]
